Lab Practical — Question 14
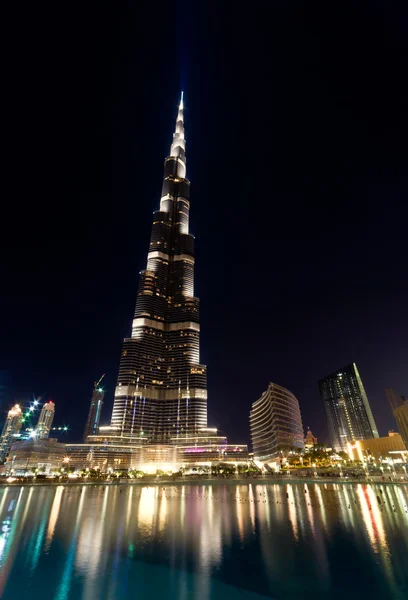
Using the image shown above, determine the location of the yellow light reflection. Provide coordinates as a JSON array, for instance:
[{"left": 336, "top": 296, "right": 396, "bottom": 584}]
[
  {"left": 248, "top": 484, "right": 255, "bottom": 532},
  {"left": 314, "top": 485, "right": 327, "bottom": 532},
  {"left": 158, "top": 488, "right": 167, "bottom": 532},
  {"left": 287, "top": 485, "right": 299, "bottom": 541},
  {"left": 45, "top": 486, "right": 64, "bottom": 551},
  {"left": 138, "top": 487, "right": 156, "bottom": 529},
  {"left": 235, "top": 486, "right": 244, "bottom": 542},
  {"left": 305, "top": 485, "right": 315, "bottom": 537}
]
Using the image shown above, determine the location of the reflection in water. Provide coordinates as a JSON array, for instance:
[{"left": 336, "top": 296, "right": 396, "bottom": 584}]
[
  {"left": 0, "top": 482, "right": 407, "bottom": 599},
  {"left": 45, "top": 485, "right": 63, "bottom": 551}
]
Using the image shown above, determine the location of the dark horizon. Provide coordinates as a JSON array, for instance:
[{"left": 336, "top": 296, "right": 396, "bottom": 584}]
[{"left": 1, "top": 2, "right": 407, "bottom": 447}]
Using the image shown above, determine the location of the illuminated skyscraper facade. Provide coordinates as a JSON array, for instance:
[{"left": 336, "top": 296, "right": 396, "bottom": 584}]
[
  {"left": 0, "top": 404, "right": 22, "bottom": 463},
  {"left": 250, "top": 383, "right": 304, "bottom": 462},
  {"left": 319, "top": 363, "right": 379, "bottom": 452},
  {"left": 35, "top": 400, "right": 55, "bottom": 440},
  {"left": 111, "top": 94, "right": 207, "bottom": 442}
]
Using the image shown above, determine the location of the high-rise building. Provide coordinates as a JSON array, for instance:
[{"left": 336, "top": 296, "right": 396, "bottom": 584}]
[
  {"left": 83, "top": 380, "right": 105, "bottom": 441},
  {"left": 111, "top": 93, "right": 207, "bottom": 442},
  {"left": 250, "top": 383, "right": 305, "bottom": 463},
  {"left": 35, "top": 400, "right": 55, "bottom": 440},
  {"left": 386, "top": 388, "right": 408, "bottom": 449},
  {"left": 319, "top": 363, "right": 379, "bottom": 452},
  {"left": 0, "top": 404, "right": 22, "bottom": 463}
]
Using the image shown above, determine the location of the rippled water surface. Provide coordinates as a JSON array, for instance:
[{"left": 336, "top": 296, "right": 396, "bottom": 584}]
[{"left": 0, "top": 482, "right": 407, "bottom": 599}]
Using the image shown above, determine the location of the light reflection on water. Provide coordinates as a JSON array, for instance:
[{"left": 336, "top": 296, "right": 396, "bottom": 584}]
[{"left": 0, "top": 483, "right": 407, "bottom": 599}]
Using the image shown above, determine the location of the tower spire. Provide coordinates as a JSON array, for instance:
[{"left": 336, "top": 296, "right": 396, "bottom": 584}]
[{"left": 170, "top": 91, "right": 186, "bottom": 175}]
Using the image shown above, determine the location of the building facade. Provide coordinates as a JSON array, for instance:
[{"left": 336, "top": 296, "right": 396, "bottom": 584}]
[
  {"left": 304, "top": 427, "right": 317, "bottom": 449},
  {"left": 0, "top": 404, "right": 23, "bottom": 463},
  {"left": 5, "top": 438, "right": 67, "bottom": 474},
  {"left": 347, "top": 432, "right": 407, "bottom": 462},
  {"left": 386, "top": 388, "right": 408, "bottom": 449},
  {"left": 319, "top": 363, "right": 379, "bottom": 452},
  {"left": 67, "top": 429, "right": 248, "bottom": 473},
  {"left": 111, "top": 93, "right": 207, "bottom": 443},
  {"left": 250, "top": 383, "right": 304, "bottom": 463},
  {"left": 83, "top": 386, "right": 104, "bottom": 441},
  {"left": 35, "top": 400, "right": 55, "bottom": 439}
]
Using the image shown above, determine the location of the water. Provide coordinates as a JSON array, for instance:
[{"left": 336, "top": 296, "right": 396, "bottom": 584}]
[{"left": 0, "top": 482, "right": 407, "bottom": 599}]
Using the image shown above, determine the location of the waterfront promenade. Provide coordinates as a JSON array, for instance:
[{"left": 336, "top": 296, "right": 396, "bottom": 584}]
[{"left": 1, "top": 473, "right": 407, "bottom": 487}]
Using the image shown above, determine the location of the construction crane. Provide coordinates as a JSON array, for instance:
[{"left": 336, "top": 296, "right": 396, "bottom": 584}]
[{"left": 94, "top": 374, "right": 106, "bottom": 392}]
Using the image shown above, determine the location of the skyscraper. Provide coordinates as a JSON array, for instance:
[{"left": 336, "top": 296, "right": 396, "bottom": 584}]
[
  {"left": 67, "top": 96, "right": 248, "bottom": 472},
  {"left": 250, "top": 383, "right": 305, "bottom": 463},
  {"left": 111, "top": 93, "right": 207, "bottom": 442},
  {"left": 83, "top": 379, "right": 105, "bottom": 441},
  {"left": 386, "top": 388, "right": 408, "bottom": 449},
  {"left": 319, "top": 363, "right": 379, "bottom": 452},
  {"left": 35, "top": 400, "right": 55, "bottom": 440},
  {"left": 0, "top": 404, "right": 22, "bottom": 463}
]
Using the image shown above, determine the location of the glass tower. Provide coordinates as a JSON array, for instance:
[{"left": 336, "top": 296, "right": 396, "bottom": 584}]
[
  {"left": 319, "top": 363, "right": 379, "bottom": 452},
  {"left": 111, "top": 94, "right": 207, "bottom": 443}
]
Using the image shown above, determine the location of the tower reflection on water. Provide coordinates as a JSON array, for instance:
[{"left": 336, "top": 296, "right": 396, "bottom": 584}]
[{"left": 0, "top": 483, "right": 407, "bottom": 599}]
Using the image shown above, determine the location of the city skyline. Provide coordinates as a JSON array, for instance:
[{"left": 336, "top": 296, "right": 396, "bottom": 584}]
[
  {"left": 1, "top": 360, "right": 404, "bottom": 450},
  {"left": 1, "top": 3, "right": 407, "bottom": 447},
  {"left": 0, "top": 4, "right": 406, "bottom": 599}
]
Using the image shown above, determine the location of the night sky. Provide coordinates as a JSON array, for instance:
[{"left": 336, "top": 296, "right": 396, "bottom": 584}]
[{"left": 1, "top": 2, "right": 407, "bottom": 446}]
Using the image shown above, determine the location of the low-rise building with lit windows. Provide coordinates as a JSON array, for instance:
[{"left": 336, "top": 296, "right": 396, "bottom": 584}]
[
  {"left": 347, "top": 432, "right": 407, "bottom": 462},
  {"left": 4, "top": 438, "right": 67, "bottom": 474},
  {"left": 66, "top": 427, "right": 248, "bottom": 473}
]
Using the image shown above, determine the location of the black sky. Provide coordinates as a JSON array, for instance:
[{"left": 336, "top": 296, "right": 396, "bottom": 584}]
[{"left": 1, "top": 2, "right": 407, "bottom": 445}]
